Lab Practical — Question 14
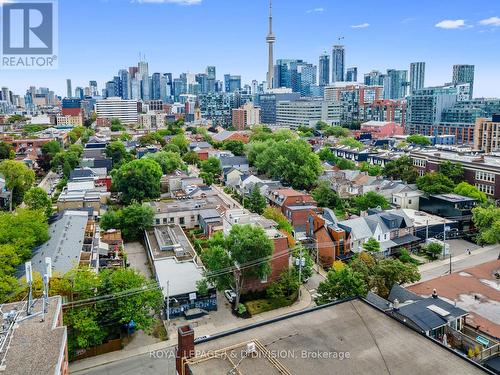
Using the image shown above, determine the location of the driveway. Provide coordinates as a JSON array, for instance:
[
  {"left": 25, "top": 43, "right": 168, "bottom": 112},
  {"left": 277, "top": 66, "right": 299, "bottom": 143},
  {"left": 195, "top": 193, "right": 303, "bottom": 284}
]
[{"left": 125, "top": 241, "right": 152, "bottom": 278}]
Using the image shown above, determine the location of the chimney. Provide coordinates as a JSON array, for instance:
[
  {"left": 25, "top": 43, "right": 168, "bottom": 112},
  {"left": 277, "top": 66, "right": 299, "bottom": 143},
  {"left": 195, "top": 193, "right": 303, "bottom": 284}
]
[
  {"left": 432, "top": 289, "right": 438, "bottom": 299},
  {"left": 393, "top": 298, "right": 400, "bottom": 310},
  {"left": 176, "top": 325, "right": 195, "bottom": 375}
]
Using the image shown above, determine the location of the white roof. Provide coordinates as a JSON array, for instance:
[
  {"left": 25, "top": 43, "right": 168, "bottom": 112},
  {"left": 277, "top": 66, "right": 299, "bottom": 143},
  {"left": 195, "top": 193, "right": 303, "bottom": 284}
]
[
  {"left": 154, "top": 258, "right": 204, "bottom": 297},
  {"left": 67, "top": 180, "right": 95, "bottom": 192}
]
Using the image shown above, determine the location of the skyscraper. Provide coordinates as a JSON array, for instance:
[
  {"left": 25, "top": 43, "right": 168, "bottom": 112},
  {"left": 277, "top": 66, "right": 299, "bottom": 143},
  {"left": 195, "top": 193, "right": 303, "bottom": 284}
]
[
  {"left": 383, "top": 69, "right": 408, "bottom": 99},
  {"left": 332, "top": 45, "right": 345, "bottom": 82},
  {"left": 409, "top": 62, "right": 425, "bottom": 93},
  {"left": 364, "top": 70, "right": 384, "bottom": 86},
  {"left": 151, "top": 72, "right": 162, "bottom": 100},
  {"left": 319, "top": 53, "right": 330, "bottom": 86},
  {"left": 89, "top": 81, "right": 98, "bottom": 96},
  {"left": 224, "top": 74, "right": 242, "bottom": 93},
  {"left": 452, "top": 64, "right": 475, "bottom": 99},
  {"left": 119, "top": 70, "right": 131, "bottom": 100},
  {"left": 346, "top": 67, "right": 358, "bottom": 82},
  {"left": 138, "top": 59, "right": 150, "bottom": 100},
  {"left": 266, "top": 0, "right": 276, "bottom": 90},
  {"left": 66, "top": 79, "right": 72, "bottom": 98}
]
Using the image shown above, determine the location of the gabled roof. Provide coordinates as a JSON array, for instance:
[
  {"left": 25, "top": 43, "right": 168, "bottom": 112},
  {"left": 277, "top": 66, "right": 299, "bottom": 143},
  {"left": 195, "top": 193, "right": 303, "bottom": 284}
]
[
  {"left": 388, "top": 284, "right": 423, "bottom": 304},
  {"left": 365, "top": 292, "right": 392, "bottom": 311},
  {"left": 396, "top": 297, "right": 468, "bottom": 332},
  {"left": 219, "top": 156, "right": 249, "bottom": 167}
]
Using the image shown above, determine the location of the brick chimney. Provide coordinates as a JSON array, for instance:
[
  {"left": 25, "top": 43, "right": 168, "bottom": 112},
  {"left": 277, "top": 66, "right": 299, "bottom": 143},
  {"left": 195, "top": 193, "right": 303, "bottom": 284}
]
[{"left": 176, "top": 325, "right": 195, "bottom": 375}]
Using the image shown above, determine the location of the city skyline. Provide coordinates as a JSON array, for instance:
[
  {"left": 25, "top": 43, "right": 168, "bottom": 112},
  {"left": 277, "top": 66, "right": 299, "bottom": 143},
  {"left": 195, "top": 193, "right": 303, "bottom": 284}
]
[{"left": 1, "top": 0, "right": 500, "bottom": 97}]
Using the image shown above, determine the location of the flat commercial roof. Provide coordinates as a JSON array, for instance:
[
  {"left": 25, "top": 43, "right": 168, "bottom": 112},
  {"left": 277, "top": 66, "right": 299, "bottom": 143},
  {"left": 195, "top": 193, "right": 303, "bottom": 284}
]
[{"left": 188, "top": 299, "right": 486, "bottom": 375}]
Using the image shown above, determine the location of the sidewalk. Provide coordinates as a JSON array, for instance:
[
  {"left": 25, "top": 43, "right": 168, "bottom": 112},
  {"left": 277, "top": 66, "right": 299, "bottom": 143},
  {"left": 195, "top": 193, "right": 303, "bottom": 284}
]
[
  {"left": 418, "top": 244, "right": 497, "bottom": 273},
  {"left": 70, "top": 286, "right": 312, "bottom": 373}
]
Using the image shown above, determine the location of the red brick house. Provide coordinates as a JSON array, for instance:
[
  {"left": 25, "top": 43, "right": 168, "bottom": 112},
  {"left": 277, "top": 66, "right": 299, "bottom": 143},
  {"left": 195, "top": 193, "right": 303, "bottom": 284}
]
[
  {"left": 306, "top": 208, "right": 350, "bottom": 268},
  {"left": 265, "top": 188, "right": 317, "bottom": 232}
]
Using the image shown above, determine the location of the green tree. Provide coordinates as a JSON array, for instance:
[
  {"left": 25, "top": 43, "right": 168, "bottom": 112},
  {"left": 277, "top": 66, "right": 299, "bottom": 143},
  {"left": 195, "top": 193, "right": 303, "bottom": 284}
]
[
  {"left": 254, "top": 139, "right": 322, "bottom": 190},
  {"left": 339, "top": 137, "right": 363, "bottom": 149},
  {"left": 170, "top": 133, "right": 189, "bottom": 154},
  {"left": 323, "top": 126, "right": 349, "bottom": 138},
  {"left": 24, "top": 187, "right": 52, "bottom": 217},
  {"left": 439, "top": 161, "right": 464, "bottom": 184},
  {"left": 312, "top": 181, "right": 343, "bottom": 210},
  {"left": 245, "top": 186, "right": 267, "bottom": 214},
  {"left": 200, "top": 157, "right": 221, "bottom": 185},
  {"left": 106, "top": 141, "right": 131, "bottom": 168},
  {"left": 372, "top": 258, "right": 420, "bottom": 298},
  {"left": 111, "top": 158, "right": 162, "bottom": 204},
  {"left": 163, "top": 143, "right": 181, "bottom": 153},
  {"left": 316, "top": 267, "right": 367, "bottom": 305},
  {"left": 101, "top": 203, "right": 154, "bottom": 241},
  {"left": 382, "top": 155, "right": 418, "bottom": 183},
  {"left": 223, "top": 140, "right": 245, "bottom": 156},
  {"left": 407, "top": 134, "right": 431, "bottom": 146},
  {"left": 336, "top": 158, "right": 357, "bottom": 170},
  {"left": 454, "top": 182, "right": 487, "bottom": 203},
  {"left": 145, "top": 151, "right": 186, "bottom": 174},
  {"left": 425, "top": 242, "right": 443, "bottom": 259},
  {"left": 0, "top": 141, "right": 14, "bottom": 160},
  {"left": 262, "top": 206, "right": 293, "bottom": 234},
  {"left": 182, "top": 151, "right": 199, "bottom": 165},
  {"left": 0, "top": 160, "right": 35, "bottom": 210},
  {"left": 38, "top": 140, "right": 61, "bottom": 171},
  {"left": 110, "top": 118, "right": 126, "bottom": 132},
  {"left": 359, "top": 161, "right": 382, "bottom": 176},
  {"left": 139, "top": 132, "right": 165, "bottom": 147},
  {"left": 472, "top": 206, "right": 500, "bottom": 245},
  {"left": 266, "top": 268, "right": 300, "bottom": 299},
  {"left": 351, "top": 191, "right": 389, "bottom": 213},
  {"left": 363, "top": 238, "right": 380, "bottom": 253},
  {"left": 203, "top": 225, "right": 274, "bottom": 309},
  {"left": 417, "top": 172, "right": 455, "bottom": 194}
]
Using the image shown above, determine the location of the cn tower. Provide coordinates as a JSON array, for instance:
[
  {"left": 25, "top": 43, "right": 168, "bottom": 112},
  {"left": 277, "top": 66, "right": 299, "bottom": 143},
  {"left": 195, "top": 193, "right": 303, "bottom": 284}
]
[{"left": 266, "top": 0, "right": 275, "bottom": 90}]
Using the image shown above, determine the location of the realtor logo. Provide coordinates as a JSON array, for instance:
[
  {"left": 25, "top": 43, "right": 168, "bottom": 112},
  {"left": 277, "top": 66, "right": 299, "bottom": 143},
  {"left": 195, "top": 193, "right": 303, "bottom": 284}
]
[{"left": 1, "top": 0, "right": 58, "bottom": 69}]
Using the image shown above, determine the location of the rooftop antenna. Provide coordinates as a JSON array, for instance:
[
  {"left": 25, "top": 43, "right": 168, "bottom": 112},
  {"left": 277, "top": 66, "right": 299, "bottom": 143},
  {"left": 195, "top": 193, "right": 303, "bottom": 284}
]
[
  {"left": 25, "top": 261, "right": 33, "bottom": 315},
  {"left": 41, "top": 257, "right": 52, "bottom": 322},
  {"left": 338, "top": 36, "right": 345, "bottom": 42}
]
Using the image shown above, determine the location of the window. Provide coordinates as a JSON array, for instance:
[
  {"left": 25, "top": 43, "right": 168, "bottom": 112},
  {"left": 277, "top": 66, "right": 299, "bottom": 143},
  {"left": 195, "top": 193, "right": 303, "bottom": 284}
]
[
  {"left": 169, "top": 217, "right": 174, "bottom": 223},
  {"left": 408, "top": 199, "right": 412, "bottom": 204},
  {"left": 260, "top": 274, "right": 268, "bottom": 283},
  {"left": 179, "top": 217, "right": 185, "bottom": 225},
  {"left": 163, "top": 218, "right": 167, "bottom": 224},
  {"left": 155, "top": 219, "right": 160, "bottom": 225}
]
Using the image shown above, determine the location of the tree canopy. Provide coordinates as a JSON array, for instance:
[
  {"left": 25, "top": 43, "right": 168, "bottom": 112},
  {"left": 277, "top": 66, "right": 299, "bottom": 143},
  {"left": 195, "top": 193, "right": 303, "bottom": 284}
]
[
  {"left": 351, "top": 192, "right": 389, "bottom": 214},
  {"left": 339, "top": 137, "right": 363, "bottom": 149},
  {"left": 145, "top": 151, "right": 186, "bottom": 174},
  {"left": 439, "top": 161, "right": 464, "bottom": 184},
  {"left": 38, "top": 140, "right": 61, "bottom": 171},
  {"left": 106, "top": 141, "right": 132, "bottom": 168},
  {"left": 111, "top": 158, "right": 163, "bottom": 204},
  {"left": 0, "top": 160, "right": 35, "bottom": 209},
  {"left": 416, "top": 172, "right": 455, "bottom": 194},
  {"left": 202, "top": 224, "right": 274, "bottom": 308},
  {"left": 244, "top": 186, "right": 267, "bottom": 214},
  {"left": 316, "top": 267, "right": 367, "bottom": 305},
  {"left": 24, "top": 187, "right": 52, "bottom": 217},
  {"left": 311, "top": 181, "right": 343, "bottom": 211},
  {"left": 0, "top": 141, "right": 14, "bottom": 160},
  {"left": 363, "top": 238, "right": 380, "bottom": 253},
  {"left": 382, "top": 155, "right": 418, "bottom": 183},
  {"left": 101, "top": 203, "right": 154, "bottom": 241},
  {"left": 407, "top": 134, "right": 431, "bottom": 146},
  {"left": 223, "top": 140, "right": 245, "bottom": 156},
  {"left": 472, "top": 206, "right": 500, "bottom": 245},
  {"left": 200, "top": 157, "right": 221, "bottom": 185},
  {"left": 251, "top": 139, "right": 322, "bottom": 190},
  {"left": 262, "top": 206, "right": 294, "bottom": 234},
  {"left": 454, "top": 182, "right": 487, "bottom": 203}
]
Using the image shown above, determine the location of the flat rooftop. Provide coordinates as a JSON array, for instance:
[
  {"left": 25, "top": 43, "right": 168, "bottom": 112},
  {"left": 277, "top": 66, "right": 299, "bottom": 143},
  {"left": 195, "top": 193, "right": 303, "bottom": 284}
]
[
  {"left": 392, "top": 208, "right": 456, "bottom": 227},
  {"left": 409, "top": 260, "right": 500, "bottom": 338},
  {"left": 188, "top": 299, "right": 485, "bottom": 375},
  {"left": 0, "top": 297, "right": 66, "bottom": 375}
]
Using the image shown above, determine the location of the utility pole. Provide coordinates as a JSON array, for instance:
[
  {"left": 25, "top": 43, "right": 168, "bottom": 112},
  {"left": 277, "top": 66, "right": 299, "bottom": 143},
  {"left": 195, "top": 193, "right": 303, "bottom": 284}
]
[
  {"left": 425, "top": 219, "right": 429, "bottom": 241},
  {"left": 166, "top": 280, "right": 170, "bottom": 336},
  {"left": 296, "top": 247, "right": 305, "bottom": 299}
]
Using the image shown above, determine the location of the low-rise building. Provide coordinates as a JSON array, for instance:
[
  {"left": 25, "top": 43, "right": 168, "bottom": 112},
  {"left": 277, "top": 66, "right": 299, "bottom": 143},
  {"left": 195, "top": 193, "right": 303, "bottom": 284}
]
[
  {"left": 356, "top": 120, "right": 404, "bottom": 139},
  {"left": 265, "top": 188, "right": 316, "bottom": 231},
  {"left": 144, "top": 224, "right": 216, "bottom": 318},
  {"left": 222, "top": 209, "right": 290, "bottom": 291},
  {"left": 419, "top": 193, "right": 478, "bottom": 231}
]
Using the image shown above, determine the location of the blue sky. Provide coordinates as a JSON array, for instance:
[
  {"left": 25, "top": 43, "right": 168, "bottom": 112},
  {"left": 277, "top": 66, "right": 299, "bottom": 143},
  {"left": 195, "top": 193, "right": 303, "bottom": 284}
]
[{"left": 2, "top": 0, "right": 500, "bottom": 97}]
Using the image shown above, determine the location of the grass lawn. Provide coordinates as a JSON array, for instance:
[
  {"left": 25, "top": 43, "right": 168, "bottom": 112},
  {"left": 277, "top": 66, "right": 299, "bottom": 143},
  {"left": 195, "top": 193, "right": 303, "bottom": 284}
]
[{"left": 244, "top": 292, "right": 298, "bottom": 316}]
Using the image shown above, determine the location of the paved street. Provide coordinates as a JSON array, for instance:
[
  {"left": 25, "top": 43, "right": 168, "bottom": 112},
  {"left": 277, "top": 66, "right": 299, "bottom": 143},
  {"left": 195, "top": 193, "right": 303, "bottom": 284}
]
[{"left": 417, "top": 244, "right": 499, "bottom": 282}]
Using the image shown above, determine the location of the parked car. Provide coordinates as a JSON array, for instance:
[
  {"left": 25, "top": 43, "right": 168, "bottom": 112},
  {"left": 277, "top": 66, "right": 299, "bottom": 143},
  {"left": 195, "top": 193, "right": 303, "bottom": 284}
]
[{"left": 224, "top": 289, "right": 237, "bottom": 303}]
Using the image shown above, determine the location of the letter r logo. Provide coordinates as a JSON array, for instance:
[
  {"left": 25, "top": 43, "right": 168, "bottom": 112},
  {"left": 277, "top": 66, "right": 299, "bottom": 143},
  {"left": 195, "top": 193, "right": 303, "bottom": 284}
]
[{"left": 2, "top": 2, "right": 53, "bottom": 54}]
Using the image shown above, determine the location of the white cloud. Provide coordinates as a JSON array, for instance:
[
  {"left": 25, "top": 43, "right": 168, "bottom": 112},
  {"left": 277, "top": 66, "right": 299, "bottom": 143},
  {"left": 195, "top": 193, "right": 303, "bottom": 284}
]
[
  {"left": 351, "top": 23, "right": 370, "bottom": 29},
  {"left": 435, "top": 19, "right": 468, "bottom": 29},
  {"left": 306, "top": 7, "right": 324, "bottom": 14},
  {"left": 479, "top": 16, "right": 500, "bottom": 26},
  {"left": 134, "top": 0, "right": 201, "bottom": 5}
]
